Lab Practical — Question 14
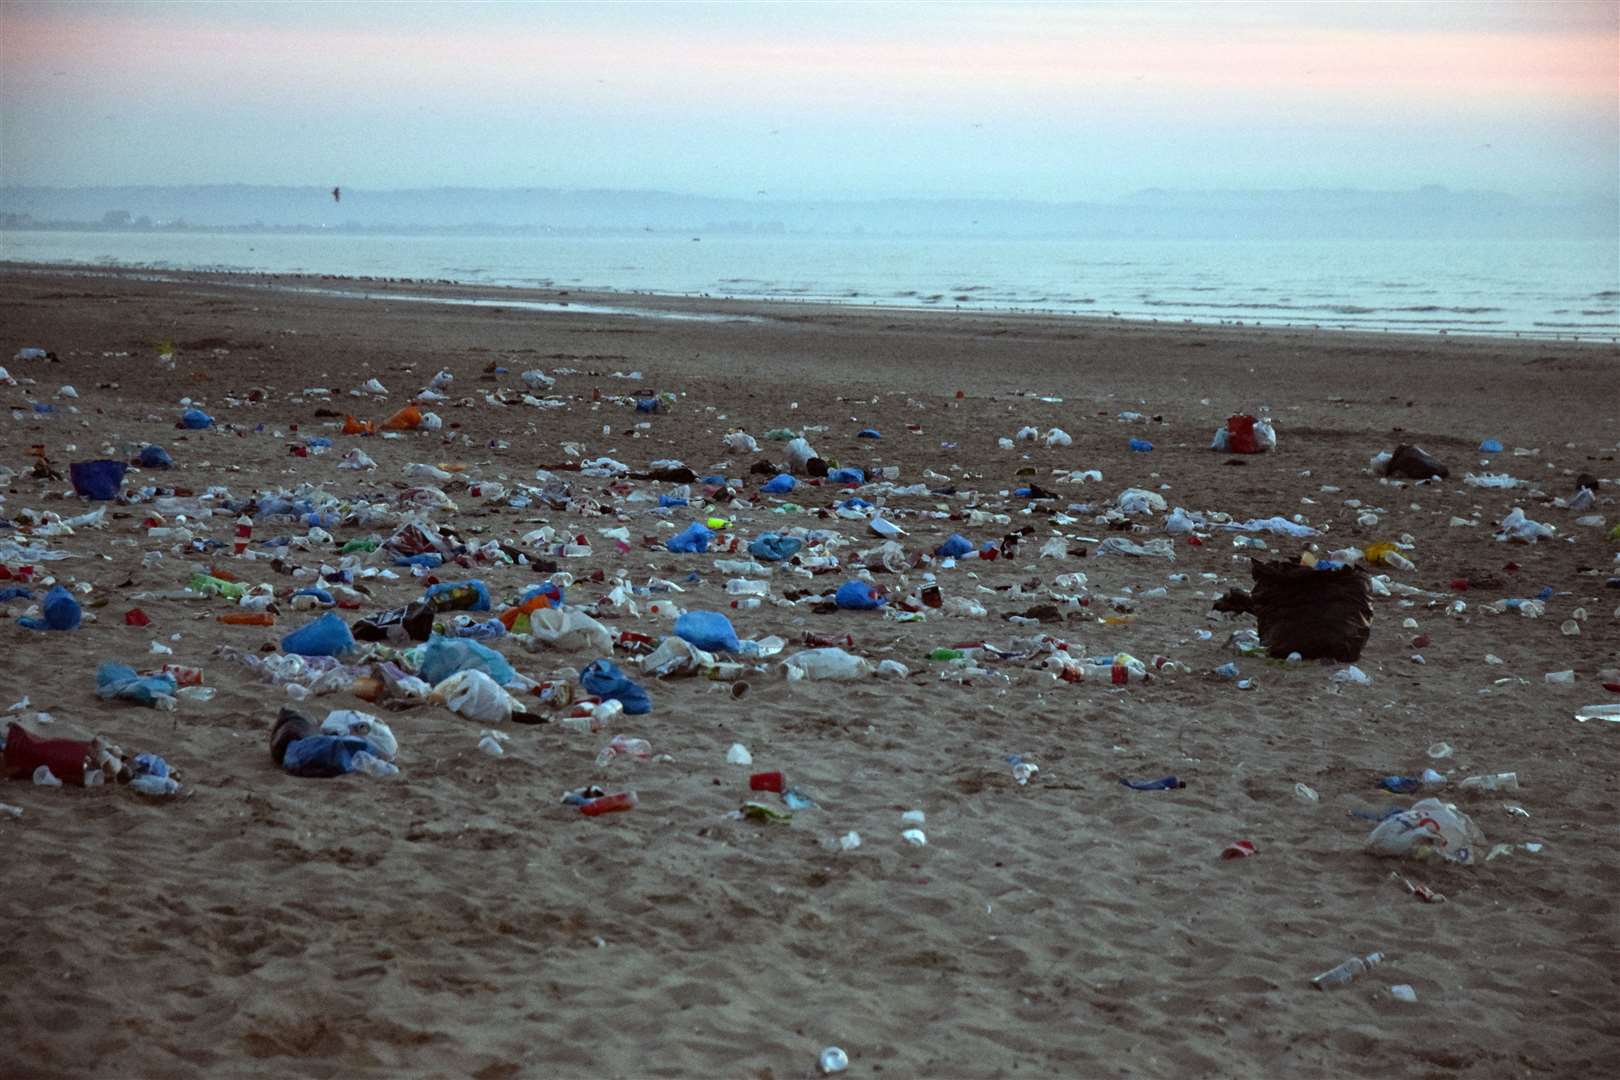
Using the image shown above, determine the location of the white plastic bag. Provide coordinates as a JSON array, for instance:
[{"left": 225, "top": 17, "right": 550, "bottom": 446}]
[
  {"left": 723, "top": 430, "right": 759, "bottom": 454},
  {"left": 1365, "top": 797, "right": 1486, "bottom": 866},
  {"left": 322, "top": 709, "right": 398, "bottom": 760},
  {"left": 525, "top": 607, "right": 613, "bottom": 655},
  {"left": 785, "top": 436, "right": 819, "bottom": 473},
  {"left": 640, "top": 636, "right": 716, "bottom": 677},
  {"left": 431, "top": 669, "right": 526, "bottom": 724}
]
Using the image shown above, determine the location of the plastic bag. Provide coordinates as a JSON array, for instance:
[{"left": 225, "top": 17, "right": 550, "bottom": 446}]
[
  {"left": 18, "top": 585, "right": 81, "bottom": 631},
  {"left": 579, "top": 659, "right": 652, "bottom": 715},
  {"left": 423, "top": 580, "right": 491, "bottom": 612},
  {"left": 1116, "top": 488, "right": 1166, "bottom": 515},
  {"left": 418, "top": 635, "right": 515, "bottom": 686},
  {"left": 640, "top": 636, "right": 717, "bottom": 677},
  {"left": 431, "top": 669, "right": 525, "bottom": 724},
  {"left": 179, "top": 407, "right": 214, "bottom": 430},
  {"left": 761, "top": 474, "right": 796, "bottom": 494},
  {"left": 137, "top": 445, "right": 173, "bottom": 469},
  {"left": 749, "top": 533, "right": 803, "bottom": 561},
  {"left": 525, "top": 607, "right": 613, "bottom": 655},
  {"left": 281, "top": 612, "right": 358, "bottom": 658},
  {"left": 1095, "top": 537, "right": 1176, "bottom": 560},
  {"left": 785, "top": 437, "right": 820, "bottom": 474},
  {"left": 322, "top": 709, "right": 398, "bottom": 759},
  {"left": 835, "top": 580, "right": 885, "bottom": 610},
  {"left": 936, "top": 533, "right": 974, "bottom": 558},
  {"left": 96, "top": 663, "right": 177, "bottom": 708},
  {"left": 781, "top": 648, "right": 873, "bottom": 681},
  {"left": 666, "top": 522, "right": 714, "bottom": 553},
  {"left": 675, "top": 610, "right": 742, "bottom": 653},
  {"left": 1383, "top": 445, "right": 1448, "bottom": 480},
  {"left": 1366, "top": 797, "right": 1486, "bottom": 866},
  {"left": 69, "top": 460, "right": 127, "bottom": 500}
]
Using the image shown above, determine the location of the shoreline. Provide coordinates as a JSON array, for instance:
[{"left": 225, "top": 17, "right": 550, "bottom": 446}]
[{"left": 3, "top": 259, "right": 1615, "bottom": 345}]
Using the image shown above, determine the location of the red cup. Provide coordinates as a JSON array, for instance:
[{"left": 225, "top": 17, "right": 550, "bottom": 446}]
[
  {"left": 749, "top": 770, "right": 785, "bottom": 793},
  {"left": 1220, "top": 840, "right": 1258, "bottom": 860}
]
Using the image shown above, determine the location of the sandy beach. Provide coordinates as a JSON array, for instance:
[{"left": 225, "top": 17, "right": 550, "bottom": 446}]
[{"left": 1, "top": 265, "right": 1617, "bottom": 1080}]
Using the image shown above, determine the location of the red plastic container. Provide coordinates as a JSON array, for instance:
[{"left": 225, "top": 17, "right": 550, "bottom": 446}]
[
  {"left": 3, "top": 722, "right": 92, "bottom": 785},
  {"left": 749, "top": 770, "right": 785, "bottom": 793}
]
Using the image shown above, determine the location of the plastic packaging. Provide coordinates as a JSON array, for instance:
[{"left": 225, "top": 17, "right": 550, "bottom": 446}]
[
  {"left": 1365, "top": 797, "right": 1485, "bottom": 865},
  {"left": 1458, "top": 771, "right": 1519, "bottom": 792},
  {"left": 579, "top": 659, "right": 652, "bottom": 714},
  {"left": 579, "top": 791, "right": 638, "bottom": 816},
  {"left": 781, "top": 648, "right": 874, "bottom": 681},
  {"left": 96, "top": 663, "right": 178, "bottom": 709},
  {"left": 18, "top": 585, "right": 81, "bottom": 632},
  {"left": 418, "top": 635, "right": 516, "bottom": 686},
  {"left": 666, "top": 522, "right": 714, "bottom": 553},
  {"left": 281, "top": 612, "right": 357, "bottom": 658},
  {"left": 69, "top": 459, "right": 128, "bottom": 500},
  {"left": 595, "top": 734, "right": 653, "bottom": 767},
  {"left": 834, "top": 580, "right": 885, "bottom": 610},
  {"left": 675, "top": 610, "right": 742, "bottom": 653},
  {"left": 431, "top": 669, "right": 524, "bottom": 724}
]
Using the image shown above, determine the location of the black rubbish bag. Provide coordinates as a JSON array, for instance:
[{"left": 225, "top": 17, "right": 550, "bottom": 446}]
[
  {"left": 1383, "top": 445, "right": 1449, "bottom": 480},
  {"left": 1248, "top": 559, "right": 1372, "bottom": 662}
]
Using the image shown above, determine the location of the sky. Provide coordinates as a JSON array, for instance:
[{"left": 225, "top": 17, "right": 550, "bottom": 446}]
[{"left": 1, "top": 0, "right": 1615, "bottom": 202}]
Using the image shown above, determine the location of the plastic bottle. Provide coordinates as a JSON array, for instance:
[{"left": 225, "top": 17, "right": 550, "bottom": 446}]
[
  {"left": 595, "top": 735, "right": 652, "bottom": 767},
  {"left": 129, "top": 774, "right": 181, "bottom": 796},
  {"left": 725, "top": 578, "right": 769, "bottom": 596},
  {"left": 1574, "top": 704, "right": 1620, "bottom": 723},
  {"left": 1311, "top": 951, "right": 1384, "bottom": 990},
  {"left": 1459, "top": 771, "right": 1519, "bottom": 792},
  {"left": 819, "top": 1047, "right": 850, "bottom": 1075},
  {"left": 349, "top": 750, "right": 399, "bottom": 778},
  {"left": 730, "top": 597, "right": 763, "bottom": 609},
  {"left": 1009, "top": 755, "right": 1039, "bottom": 785}
]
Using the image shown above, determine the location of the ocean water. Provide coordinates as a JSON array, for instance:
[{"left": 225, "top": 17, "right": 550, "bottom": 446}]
[{"left": 2, "top": 229, "right": 1615, "bottom": 339}]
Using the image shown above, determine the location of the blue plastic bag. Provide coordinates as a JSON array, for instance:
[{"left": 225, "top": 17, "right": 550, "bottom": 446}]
[
  {"left": 0, "top": 586, "right": 31, "bottom": 603},
  {"left": 838, "top": 496, "right": 872, "bottom": 510},
  {"left": 394, "top": 553, "right": 443, "bottom": 569},
  {"left": 179, "top": 407, "right": 214, "bottom": 430},
  {"left": 748, "top": 533, "right": 803, "bottom": 562},
  {"left": 132, "top": 753, "right": 170, "bottom": 779},
  {"left": 137, "top": 445, "right": 173, "bottom": 469},
  {"left": 1479, "top": 438, "right": 1503, "bottom": 453},
  {"left": 834, "top": 580, "right": 885, "bottom": 610},
  {"left": 423, "top": 580, "right": 491, "bottom": 612},
  {"left": 96, "top": 663, "right": 177, "bottom": 707},
  {"left": 635, "top": 398, "right": 660, "bottom": 413},
  {"left": 827, "top": 467, "right": 865, "bottom": 484},
  {"left": 857, "top": 428, "right": 881, "bottom": 439},
  {"left": 666, "top": 522, "right": 714, "bottom": 553},
  {"left": 761, "top": 474, "right": 796, "bottom": 494},
  {"left": 19, "top": 585, "right": 81, "bottom": 631},
  {"left": 281, "top": 735, "right": 372, "bottom": 778},
  {"left": 521, "top": 581, "right": 566, "bottom": 606},
  {"left": 291, "top": 587, "right": 334, "bottom": 607},
  {"left": 69, "top": 460, "right": 127, "bottom": 500},
  {"left": 1128, "top": 438, "right": 1154, "bottom": 452},
  {"left": 675, "top": 610, "right": 741, "bottom": 653},
  {"left": 418, "top": 635, "right": 516, "bottom": 686},
  {"left": 579, "top": 659, "right": 652, "bottom": 715},
  {"left": 281, "top": 612, "right": 357, "bottom": 658},
  {"left": 658, "top": 495, "right": 689, "bottom": 508},
  {"left": 936, "top": 533, "right": 974, "bottom": 558}
]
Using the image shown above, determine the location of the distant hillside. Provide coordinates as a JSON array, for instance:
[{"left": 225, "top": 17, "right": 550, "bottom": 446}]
[{"left": 0, "top": 184, "right": 1610, "bottom": 239}]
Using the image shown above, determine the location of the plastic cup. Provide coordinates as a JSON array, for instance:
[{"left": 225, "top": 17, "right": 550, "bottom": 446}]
[{"left": 749, "top": 770, "right": 785, "bottom": 793}]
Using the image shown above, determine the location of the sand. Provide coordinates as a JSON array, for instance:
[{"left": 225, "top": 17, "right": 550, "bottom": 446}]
[{"left": 1, "top": 265, "right": 1618, "bottom": 1080}]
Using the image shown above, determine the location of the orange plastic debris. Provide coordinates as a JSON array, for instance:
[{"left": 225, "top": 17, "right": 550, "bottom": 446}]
[
  {"left": 342, "top": 415, "right": 376, "bottom": 436},
  {"left": 219, "top": 612, "right": 275, "bottom": 626},
  {"left": 379, "top": 405, "right": 422, "bottom": 432}
]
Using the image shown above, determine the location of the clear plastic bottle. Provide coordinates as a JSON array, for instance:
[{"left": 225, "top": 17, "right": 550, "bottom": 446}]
[
  {"left": 725, "top": 578, "right": 769, "bottom": 596},
  {"left": 129, "top": 774, "right": 181, "bottom": 796},
  {"left": 1459, "top": 771, "right": 1519, "bottom": 792},
  {"left": 595, "top": 735, "right": 652, "bottom": 767},
  {"left": 1312, "top": 951, "right": 1384, "bottom": 990},
  {"left": 350, "top": 750, "right": 399, "bottom": 778}
]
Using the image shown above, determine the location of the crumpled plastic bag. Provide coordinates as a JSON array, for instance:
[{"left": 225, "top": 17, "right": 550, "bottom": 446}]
[
  {"left": 1496, "top": 507, "right": 1555, "bottom": 543},
  {"left": 431, "top": 669, "right": 526, "bottom": 724},
  {"left": 1221, "top": 517, "right": 1318, "bottom": 538},
  {"left": 1381, "top": 444, "right": 1449, "bottom": 480},
  {"left": 96, "top": 663, "right": 177, "bottom": 709},
  {"left": 525, "top": 607, "right": 613, "bottom": 655},
  {"left": 640, "top": 636, "right": 717, "bottom": 677},
  {"left": 1116, "top": 488, "right": 1166, "bottom": 515},
  {"left": 417, "top": 635, "right": 516, "bottom": 686},
  {"left": 835, "top": 580, "right": 886, "bottom": 609},
  {"left": 18, "top": 585, "right": 81, "bottom": 631},
  {"left": 281, "top": 612, "right": 358, "bottom": 658},
  {"left": 1249, "top": 559, "right": 1372, "bottom": 662},
  {"left": 785, "top": 437, "right": 824, "bottom": 475},
  {"left": 760, "top": 474, "right": 796, "bottom": 494},
  {"left": 579, "top": 658, "right": 652, "bottom": 714},
  {"left": 936, "top": 533, "right": 975, "bottom": 558},
  {"left": 322, "top": 709, "right": 398, "bottom": 759},
  {"left": 749, "top": 533, "right": 803, "bottom": 561},
  {"left": 667, "top": 522, "right": 714, "bottom": 553},
  {"left": 675, "top": 610, "right": 741, "bottom": 652},
  {"left": 723, "top": 431, "right": 759, "bottom": 454},
  {"left": 781, "top": 647, "right": 873, "bottom": 681},
  {"left": 1095, "top": 537, "right": 1176, "bottom": 560},
  {"left": 1365, "top": 797, "right": 1486, "bottom": 866}
]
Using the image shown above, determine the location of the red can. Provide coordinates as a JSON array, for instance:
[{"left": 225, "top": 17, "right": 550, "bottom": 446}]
[
  {"left": 579, "top": 791, "right": 638, "bottom": 816},
  {"left": 749, "top": 770, "right": 785, "bottom": 793}
]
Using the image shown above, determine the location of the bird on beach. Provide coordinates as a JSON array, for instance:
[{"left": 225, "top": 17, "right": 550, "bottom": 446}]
[{"left": 332, "top": 187, "right": 341, "bottom": 203}]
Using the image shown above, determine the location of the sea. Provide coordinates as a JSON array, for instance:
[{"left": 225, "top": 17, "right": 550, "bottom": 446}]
[{"left": 2, "top": 229, "right": 1616, "bottom": 340}]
